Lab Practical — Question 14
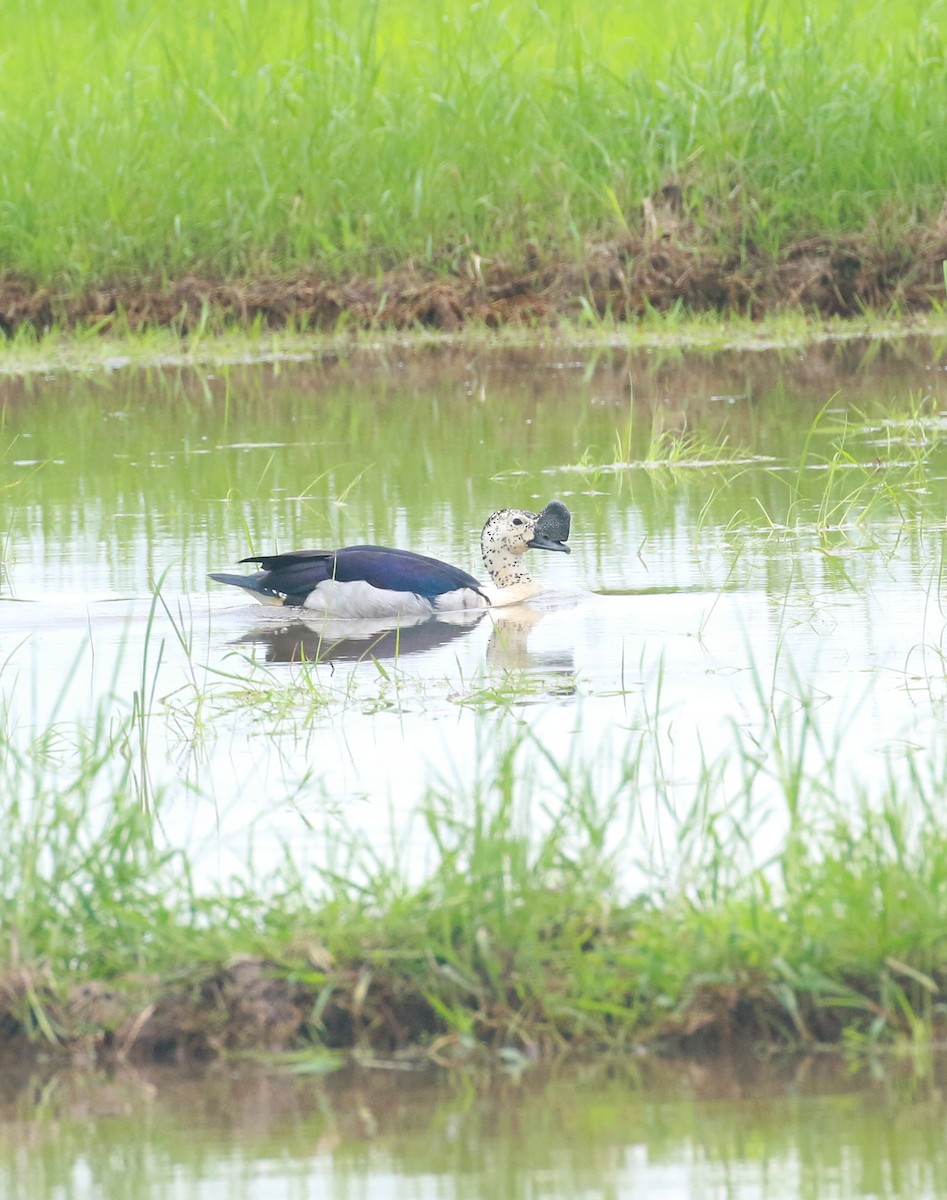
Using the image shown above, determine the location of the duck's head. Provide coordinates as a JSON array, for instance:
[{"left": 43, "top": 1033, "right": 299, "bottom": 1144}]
[{"left": 480, "top": 502, "right": 572, "bottom": 558}]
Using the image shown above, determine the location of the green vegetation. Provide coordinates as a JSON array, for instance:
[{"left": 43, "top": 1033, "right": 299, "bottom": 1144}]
[
  {"left": 3, "top": 0, "right": 947, "bottom": 320},
  {"left": 5, "top": 675, "right": 947, "bottom": 1063},
  {"left": 1, "top": 311, "right": 946, "bottom": 383}
]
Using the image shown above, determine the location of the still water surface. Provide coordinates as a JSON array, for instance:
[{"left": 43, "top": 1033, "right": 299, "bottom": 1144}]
[{"left": 3, "top": 1055, "right": 947, "bottom": 1199}]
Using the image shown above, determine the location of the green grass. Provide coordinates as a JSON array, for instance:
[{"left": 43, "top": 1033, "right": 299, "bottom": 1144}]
[
  {"left": 4, "top": 0, "right": 947, "bottom": 288},
  {"left": 6, "top": 669, "right": 947, "bottom": 1062}
]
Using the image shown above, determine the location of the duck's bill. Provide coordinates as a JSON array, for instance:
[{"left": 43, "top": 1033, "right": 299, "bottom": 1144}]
[{"left": 530, "top": 532, "right": 571, "bottom": 553}]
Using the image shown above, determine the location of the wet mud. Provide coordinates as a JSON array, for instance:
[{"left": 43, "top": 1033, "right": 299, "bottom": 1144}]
[{"left": 3, "top": 216, "right": 947, "bottom": 335}]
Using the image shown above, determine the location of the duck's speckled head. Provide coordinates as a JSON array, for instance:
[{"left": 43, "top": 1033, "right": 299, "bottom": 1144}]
[
  {"left": 480, "top": 501, "right": 571, "bottom": 561},
  {"left": 480, "top": 508, "right": 541, "bottom": 558}
]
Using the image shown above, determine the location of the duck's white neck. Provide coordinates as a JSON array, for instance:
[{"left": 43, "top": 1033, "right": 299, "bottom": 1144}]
[
  {"left": 480, "top": 538, "right": 544, "bottom": 607},
  {"left": 481, "top": 540, "right": 533, "bottom": 589},
  {"left": 477, "top": 510, "right": 551, "bottom": 608}
]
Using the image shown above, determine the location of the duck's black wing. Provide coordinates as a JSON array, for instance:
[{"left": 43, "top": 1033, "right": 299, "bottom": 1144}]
[{"left": 229, "top": 544, "right": 485, "bottom": 606}]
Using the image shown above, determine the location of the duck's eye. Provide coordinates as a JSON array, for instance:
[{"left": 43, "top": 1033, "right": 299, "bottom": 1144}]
[{"left": 512, "top": 517, "right": 524, "bottom": 526}]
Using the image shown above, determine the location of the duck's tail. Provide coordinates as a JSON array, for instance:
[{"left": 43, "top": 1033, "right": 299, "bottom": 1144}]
[{"left": 208, "top": 571, "right": 286, "bottom": 605}]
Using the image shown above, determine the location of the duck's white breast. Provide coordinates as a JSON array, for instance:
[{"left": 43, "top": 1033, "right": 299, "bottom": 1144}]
[
  {"left": 303, "top": 579, "right": 488, "bottom": 619},
  {"left": 479, "top": 579, "right": 544, "bottom": 608},
  {"left": 432, "top": 587, "right": 491, "bottom": 614}
]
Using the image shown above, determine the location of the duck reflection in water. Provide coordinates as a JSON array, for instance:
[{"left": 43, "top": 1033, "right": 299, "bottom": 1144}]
[
  {"left": 234, "top": 609, "right": 486, "bottom": 665},
  {"left": 233, "top": 602, "right": 575, "bottom": 687}
]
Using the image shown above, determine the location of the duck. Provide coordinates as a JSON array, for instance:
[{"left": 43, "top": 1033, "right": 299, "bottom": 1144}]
[{"left": 209, "top": 500, "right": 571, "bottom": 619}]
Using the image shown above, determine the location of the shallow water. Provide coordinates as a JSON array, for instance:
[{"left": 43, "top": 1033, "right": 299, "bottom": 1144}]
[
  {"left": 4, "top": 1055, "right": 947, "bottom": 1199},
  {"left": 4, "top": 339, "right": 947, "bottom": 887}
]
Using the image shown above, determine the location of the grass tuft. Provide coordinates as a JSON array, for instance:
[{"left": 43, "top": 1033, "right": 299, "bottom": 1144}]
[{"left": 5, "top": 681, "right": 947, "bottom": 1063}]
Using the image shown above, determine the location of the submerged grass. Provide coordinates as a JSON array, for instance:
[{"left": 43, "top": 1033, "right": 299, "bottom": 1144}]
[
  {"left": 758, "top": 389, "right": 947, "bottom": 543},
  {"left": 5, "top": 678, "right": 947, "bottom": 1066},
  {"left": 0, "top": 310, "right": 945, "bottom": 381}
]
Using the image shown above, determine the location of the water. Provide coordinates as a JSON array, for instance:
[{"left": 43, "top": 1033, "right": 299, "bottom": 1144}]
[
  {"left": 3, "top": 1055, "right": 947, "bottom": 1199},
  {"left": 3, "top": 340, "right": 947, "bottom": 886}
]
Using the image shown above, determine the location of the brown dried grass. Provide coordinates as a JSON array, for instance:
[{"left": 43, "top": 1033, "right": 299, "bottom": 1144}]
[{"left": 3, "top": 214, "right": 947, "bottom": 338}]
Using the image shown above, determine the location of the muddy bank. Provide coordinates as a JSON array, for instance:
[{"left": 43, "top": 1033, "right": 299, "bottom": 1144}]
[
  {"left": 0, "top": 952, "right": 914, "bottom": 1071},
  {"left": 4, "top": 217, "right": 947, "bottom": 335}
]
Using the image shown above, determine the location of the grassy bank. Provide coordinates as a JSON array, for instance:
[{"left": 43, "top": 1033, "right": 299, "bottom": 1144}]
[
  {"left": 5, "top": 683, "right": 947, "bottom": 1067},
  {"left": 3, "top": 0, "right": 947, "bottom": 331}
]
